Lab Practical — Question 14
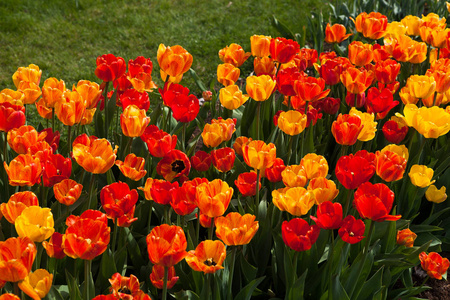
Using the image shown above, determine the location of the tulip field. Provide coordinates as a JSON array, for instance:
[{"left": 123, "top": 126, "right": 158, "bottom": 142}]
[{"left": 2, "top": 4, "right": 450, "bottom": 300}]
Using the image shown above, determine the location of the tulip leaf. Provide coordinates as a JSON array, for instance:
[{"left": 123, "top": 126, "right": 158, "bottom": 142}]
[
  {"left": 174, "top": 290, "right": 200, "bottom": 300},
  {"left": 234, "top": 276, "right": 265, "bottom": 300},
  {"left": 239, "top": 250, "right": 258, "bottom": 283},
  {"left": 409, "top": 224, "right": 443, "bottom": 234},
  {"left": 188, "top": 68, "right": 207, "bottom": 92},
  {"left": 355, "top": 266, "right": 384, "bottom": 300},
  {"left": 423, "top": 207, "right": 450, "bottom": 225},
  {"left": 125, "top": 227, "right": 146, "bottom": 268},
  {"left": 330, "top": 275, "right": 350, "bottom": 300},
  {"left": 286, "top": 269, "right": 307, "bottom": 300},
  {"left": 65, "top": 269, "right": 82, "bottom": 300},
  {"left": 95, "top": 248, "right": 117, "bottom": 292},
  {"left": 271, "top": 16, "right": 295, "bottom": 40},
  {"left": 49, "top": 285, "right": 69, "bottom": 300}
]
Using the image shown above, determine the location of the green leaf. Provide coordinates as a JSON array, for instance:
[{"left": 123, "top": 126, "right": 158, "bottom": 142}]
[
  {"left": 188, "top": 68, "right": 207, "bottom": 92},
  {"left": 355, "top": 267, "right": 384, "bottom": 300},
  {"left": 174, "top": 290, "right": 200, "bottom": 300},
  {"left": 271, "top": 16, "right": 295, "bottom": 39},
  {"left": 65, "top": 269, "right": 82, "bottom": 300},
  {"left": 234, "top": 276, "right": 265, "bottom": 300},
  {"left": 95, "top": 248, "right": 117, "bottom": 293},
  {"left": 49, "top": 285, "right": 68, "bottom": 300},
  {"left": 287, "top": 269, "right": 307, "bottom": 300},
  {"left": 125, "top": 228, "right": 146, "bottom": 268},
  {"left": 330, "top": 275, "right": 350, "bottom": 300},
  {"left": 239, "top": 251, "right": 258, "bottom": 283}
]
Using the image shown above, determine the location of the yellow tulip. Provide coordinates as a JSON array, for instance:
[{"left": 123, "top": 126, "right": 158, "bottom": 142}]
[
  {"left": 350, "top": 107, "right": 377, "bottom": 142},
  {"left": 219, "top": 85, "right": 249, "bottom": 110},
  {"left": 245, "top": 75, "right": 276, "bottom": 101},
  {"left": 15, "top": 206, "right": 54, "bottom": 243},
  {"left": 277, "top": 110, "right": 307, "bottom": 136},
  {"left": 425, "top": 185, "right": 447, "bottom": 203},
  {"left": 408, "top": 165, "right": 435, "bottom": 188},
  {"left": 272, "top": 187, "right": 315, "bottom": 216},
  {"left": 18, "top": 269, "right": 53, "bottom": 300}
]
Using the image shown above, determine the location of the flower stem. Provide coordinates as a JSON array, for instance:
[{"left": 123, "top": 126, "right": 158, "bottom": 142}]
[
  {"left": 147, "top": 201, "right": 153, "bottom": 234},
  {"left": 255, "top": 169, "right": 261, "bottom": 218},
  {"left": 162, "top": 266, "right": 169, "bottom": 300},
  {"left": 208, "top": 217, "right": 215, "bottom": 240},
  {"left": 103, "top": 82, "right": 110, "bottom": 139},
  {"left": 87, "top": 174, "right": 96, "bottom": 210},
  {"left": 227, "top": 246, "right": 238, "bottom": 300},
  {"left": 84, "top": 259, "right": 92, "bottom": 300},
  {"left": 256, "top": 101, "right": 261, "bottom": 140},
  {"left": 111, "top": 219, "right": 119, "bottom": 253},
  {"left": 182, "top": 123, "right": 187, "bottom": 152}
]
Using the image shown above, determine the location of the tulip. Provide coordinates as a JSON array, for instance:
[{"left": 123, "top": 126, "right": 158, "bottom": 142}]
[
  {"left": 375, "top": 144, "right": 408, "bottom": 182},
  {"left": 156, "top": 149, "right": 191, "bottom": 182},
  {"left": 349, "top": 107, "right": 377, "bottom": 142},
  {"left": 281, "top": 164, "right": 308, "bottom": 188},
  {"left": 335, "top": 150, "right": 376, "bottom": 190},
  {"left": 150, "top": 179, "right": 178, "bottom": 205},
  {"left": 185, "top": 240, "right": 226, "bottom": 273},
  {"left": 300, "top": 153, "right": 328, "bottom": 180},
  {"left": 169, "top": 93, "right": 199, "bottom": 123},
  {"left": 42, "top": 232, "right": 66, "bottom": 259},
  {"left": 348, "top": 41, "right": 373, "bottom": 67},
  {"left": 0, "top": 192, "right": 39, "bottom": 224},
  {"left": 338, "top": 216, "right": 365, "bottom": 244},
  {"left": 218, "top": 43, "right": 251, "bottom": 67},
  {"left": 233, "top": 136, "right": 252, "bottom": 156},
  {"left": 242, "top": 140, "right": 276, "bottom": 171},
  {"left": 235, "top": 171, "right": 261, "bottom": 197},
  {"left": 253, "top": 56, "right": 276, "bottom": 76},
  {"left": 120, "top": 104, "right": 150, "bottom": 137},
  {"left": 365, "top": 87, "right": 399, "bottom": 119},
  {"left": 18, "top": 269, "right": 53, "bottom": 300},
  {"left": 294, "top": 76, "right": 330, "bottom": 102},
  {"left": 159, "top": 82, "right": 190, "bottom": 107},
  {"left": 150, "top": 265, "right": 178, "bottom": 289},
  {"left": 398, "top": 104, "right": 450, "bottom": 139},
  {"left": 382, "top": 117, "right": 409, "bottom": 144},
  {"left": 425, "top": 185, "right": 447, "bottom": 203},
  {"left": 0, "top": 102, "right": 25, "bottom": 132},
  {"left": 246, "top": 75, "right": 276, "bottom": 102},
  {"left": 250, "top": 35, "right": 271, "bottom": 57},
  {"left": 0, "top": 237, "right": 36, "bottom": 282},
  {"left": 354, "top": 182, "right": 401, "bottom": 222},
  {"left": 272, "top": 187, "right": 315, "bottom": 216},
  {"left": 265, "top": 158, "right": 286, "bottom": 183},
  {"left": 42, "top": 153, "right": 72, "bottom": 187},
  {"left": 190, "top": 150, "right": 212, "bottom": 172},
  {"left": 196, "top": 179, "right": 233, "bottom": 218},
  {"left": 277, "top": 67, "right": 302, "bottom": 97},
  {"left": 307, "top": 177, "right": 339, "bottom": 205},
  {"left": 146, "top": 224, "right": 187, "bottom": 267},
  {"left": 141, "top": 125, "right": 177, "bottom": 158},
  {"left": 170, "top": 183, "right": 197, "bottom": 216},
  {"left": 419, "top": 252, "right": 450, "bottom": 280},
  {"left": 408, "top": 165, "right": 435, "bottom": 188},
  {"left": 7, "top": 125, "right": 47, "bottom": 154},
  {"left": 12, "top": 64, "right": 42, "bottom": 88},
  {"left": 211, "top": 147, "right": 235, "bottom": 173},
  {"left": 282, "top": 218, "right": 320, "bottom": 252},
  {"left": 310, "top": 201, "right": 343, "bottom": 230},
  {"left": 53, "top": 179, "right": 82, "bottom": 206},
  {"left": 215, "top": 212, "right": 259, "bottom": 246},
  {"left": 157, "top": 44, "right": 193, "bottom": 78},
  {"left": 15, "top": 206, "right": 55, "bottom": 243},
  {"left": 119, "top": 88, "right": 150, "bottom": 111},
  {"left": 219, "top": 85, "right": 249, "bottom": 110},
  {"left": 276, "top": 110, "right": 307, "bottom": 136},
  {"left": 95, "top": 54, "right": 126, "bottom": 82},
  {"left": 115, "top": 153, "right": 147, "bottom": 181},
  {"left": 340, "top": 67, "right": 375, "bottom": 94},
  {"left": 4, "top": 154, "right": 42, "bottom": 186},
  {"left": 101, "top": 182, "right": 138, "bottom": 220},
  {"left": 331, "top": 114, "right": 363, "bottom": 145},
  {"left": 0, "top": 89, "right": 24, "bottom": 106},
  {"left": 17, "top": 81, "right": 41, "bottom": 105},
  {"left": 109, "top": 273, "right": 148, "bottom": 299},
  {"left": 270, "top": 37, "right": 300, "bottom": 63},
  {"left": 217, "top": 63, "right": 240, "bottom": 86},
  {"left": 406, "top": 75, "right": 436, "bottom": 99},
  {"left": 66, "top": 210, "right": 108, "bottom": 227},
  {"left": 401, "top": 15, "right": 423, "bottom": 36},
  {"left": 353, "top": 12, "right": 388, "bottom": 40},
  {"left": 396, "top": 229, "right": 417, "bottom": 247},
  {"left": 324, "top": 23, "right": 352, "bottom": 43},
  {"left": 72, "top": 134, "right": 118, "bottom": 174},
  {"left": 375, "top": 59, "right": 401, "bottom": 84}
]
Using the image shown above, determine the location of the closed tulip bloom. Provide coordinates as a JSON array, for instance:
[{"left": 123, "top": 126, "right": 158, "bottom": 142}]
[
  {"left": 307, "top": 177, "right": 339, "bottom": 204},
  {"left": 35, "top": 98, "right": 53, "bottom": 119},
  {"left": 242, "top": 140, "right": 276, "bottom": 171},
  {"left": 217, "top": 63, "right": 240, "bottom": 86},
  {"left": 141, "top": 125, "right": 177, "bottom": 158},
  {"left": 65, "top": 210, "right": 108, "bottom": 227},
  {"left": 235, "top": 171, "right": 261, "bottom": 197},
  {"left": 384, "top": 21, "right": 407, "bottom": 39},
  {"left": 74, "top": 80, "right": 102, "bottom": 110},
  {"left": 270, "top": 37, "right": 300, "bottom": 63},
  {"left": 151, "top": 180, "right": 178, "bottom": 205},
  {"left": 272, "top": 187, "right": 315, "bottom": 216},
  {"left": 253, "top": 56, "right": 276, "bottom": 76},
  {"left": 146, "top": 224, "right": 187, "bottom": 267},
  {"left": 42, "top": 232, "right": 66, "bottom": 259},
  {"left": 277, "top": 67, "right": 302, "bottom": 96},
  {"left": 4, "top": 154, "right": 42, "bottom": 186},
  {"left": 375, "top": 59, "right": 401, "bottom": 84},
  {"left": 119, "top": 89, "right": 150, "bottom": 111},
  {"left": 150, "top": 265, "right": 178, "bottom": 290},
  {"left": 277, "top": 110, "right": 307, "bottom": 136},
  {"left": 16, "top": 81, "right": 40, "bottom": 105},
  {"left": 294, "top": 76, "right": 330, "bottom": 102},
  {"left": 349, "top": 107, "right": 377, "bottom": 142},
  {"left": 128, "top": 71, "right": 157, "bottom": 94},
  {"left": 282, "top": 218, "right": 320, "bottom": 252},
  {"left": 72, "top": 134, "right": 118, "bottom": 174},
  {"left": 63, "top": 217, "right": 110, "bottom": 260},
  {"left": 401, "top": 15, "right": 423, "bottom": 36},
  {"left": 15, "top": 206, "right": 54, "bottom": 243},
  {"left": 120, "top": 104, "right": 150, "bottom": 137},
  {"left": 335, "top": 150, "right": 376, "bottom": 190},
  {"left": 399, "top": 86, "right": 419, "bottom": 105},
  {"left": 12, "top": 64, "right": 42, "bottom": 88},
  {"left": 0, "top": 89, "right": 25, "bottom": 107},
  {"left": 157, "top": 44, "right": 193, "bottom": 78},
  {"left": 406, "top": 75, "right": 436, "bottom": 99},
  {"left": 219, "top": 43, "right": 251, "bottom": 67},
  {"left": 202, "top": 121, "right": 228, "bottom": 148},
  {"left": 156, "top": 149, "right": 191, "bottom": 182},
  {"left": 7, "top": 125, "right": 47, "bottom": 154},
  {"left": 338, "top": 215, "right": 365, "bottom": 244},
  {"left": 212, "top": 118, "right": 236, "bottom": 142},
  {"left": 115, "top": 153, "right": 147, "bottom": 181},
  {"left": 265, "top": 157, "right": 286, "bottom": 183},
  {"left": 211, "top": 147, "right": 235, "bottom": 173},
  {"left": 382, "top": 116, "right": 409, "bottom": 144},
  {"left": 250, "top": 35, "right": 271, "bottom": 57},
  {"left": 170, "top": 183, "right": 197, "bottom": 216},
  {"left": 215, "top": 212, "right": 259, "bottom": 246},
  {"left": 0, "top": 192, "right": 39, "bottom": 224},
  {"left": 196, "top": 179, "right": 233, "bottom": 218},
  {"left": 0, "top": 237, "right": 36, "bottom": 282},
  {"left": 53, "top": 179, "right": 82, "bottom": 206},
  {"left": 246, "top": 75, "right": 276, "bottom": 101},
  {"left": 282, "top": 164, "right": 308, "bottom": 187},
  {"left": 354, "top": 182, "right": 401, "bottom": 222},
  {"left": 396, "top": 229, "right": 417, "bottom": 247},
  {"left": 340, "top": 67, "right": 375, "bottom": 94},
  {"left": 325, "top": 23, "right": 352, "bottom": 43},
  {"left": 348, "top": 41, "right": 373, "bottom": 66},
  {"left": 18, "top": 269, "right": 52, "bottom": 300},
  {"left": 219, "top": 85, "right": 249, "bottom": 110},
  {"left": 186, "top": 240, "right": 227, "bottom": 274},
  {"left": 331, "top": 114, "right": 363, "bottom": 145},
  {"left": 426, "top": 185, "right": 447, "bottom": 203},
  {"left": 41, "top": 77, "right": 65, "bottom": 108},
  {"left": 353, "top": 12, "right": 388, "bottom": 40},
  {"left": 419, "top": 252, "right": 450, "bottom": 280},
  {"left": 365, "top": 87, "right": 399, "bottom": 120},
  {"left": 409, "top": 165, "right": 435, "bottom": 188},
  {"left": 310, "top": 201, "right": 343, "bottom": 229},
  {"left": 170, "top": 93, "right": 199, "bottom": 123},
  {"left": 233, "top": 136, "right": 252, "bottom": 156},
  {"left": 0, "top": 102, "right": 26, "bottom": 133},
  {"left": 100, "top": 182, "right": 138, "bottom": 219},
  {"left": 190, "top": 150, "right": 212, "bottom": 172},
  {"left": 300, "top": 153, "right": 328, "bottom": 180},
  {"left": 375, "top": 145, "right": 408, "bottom": 182},
  {"left": 95, "top": 54, "right": 126, "bottom": 82}
]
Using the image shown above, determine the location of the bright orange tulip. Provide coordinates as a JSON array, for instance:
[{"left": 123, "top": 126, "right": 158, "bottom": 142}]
[
  {"left": 300, "top": 153, "right": 328, "bottom": 180},
  {"left": 250, "top": 35, "right": 271, "bottom": 57},
  {"left": 41, "top": 77, "right": 65, "bottom": 108},
  {"left": 196, "top": 179, "right": 233, "bottom": 218},
  {"left": 215, "top": 212, "right": 259, "bottom": 246},
  {"left": 348, "top": 41, "right": 373, "bottom": 67},
  {"left": 7, "top": 125, "right": 47, "bottom": 154},
  {"left": 340, "top": 67, "right": 375, "bottom": 94},
  {"left": 17, "top": 81, "right": 41, "bottom": 105},
  {"left": 217, "top": 63, "right": 240, "bottom": 86},
  {"left": 157, "top": 44, "right": 193, "bottom": 79},
  {"left": 120, "top": 104, "right": 150, "bottom": 137},
  {"left": 246, "top": 75, "right": 276, "bottom": 101},
  {"left": 12, "top": 64, "right": 42, "bottom": 88},
  {"left": 396, "top": 229, "right": 417, "bottom": 248},
  {"left": 331, "top": 114, "right": 363, "bottom": 145},
  {"left": 294, "top": 76, "right": 330, "bottom": 102},
  {"left": 4, "top": 154, "right": 42, "bottom": 186},
  {"left": 0, "top": 89, "right": 25, "bottom": 106},
  {"left": 146, "top": 224, "right": 187, "bottom": 267},
  {"left": 253, "top": 56, "right": 276, "bottom": 76},
  {"left": 0, "top": 237, "right": 36, "bottom": 282},
  {"left": 185, "top": 240, "right": 226, "bottom": 274},
  {"left": 219, "top": 85, "right": 249, "bottom": 110},
  {"left": 272, "top": 187, "right": 315, "bottom": 216},
  {"left": 324, "top": 23, "right": 352, "bottom": 43},
  {"left": 55, "top": 89, "right": 86, "bottom": 126},
  {"left": 307, "top": 177, "right": 339, "bottom": 205},
  {"left": 53, "top": 179, "right": 83, "bottom": 206},
  {"left": 0, "top": 191, "right": 39, "bottom": 224},
  {"left": 219, "top": 43, "right": 251, "bottom": 67},
  {"left": 18, "top": 269, "right": 53, "bottom": 300},
  {"left": 72, "top": 134, "right": 118, "bottom": 174},
  {"left": 353, "top": 12, "right": 388, "bottom": 40},
  {"left": 242, "top": 140, "right": 277, "bottom": 171},
  {"left": 281, "top": 164, "right": 308, "bottom": 187},
  {"left": 401, "top": 15, "right": 423, "bottom": 36},
  {"left": 150, "top": 265, "right": 178, "bottom": 290},
  {"left": 375, "top": 144, "right": 408, "bottom": 182},
  {"left": 115, "top": 153, "right": 147, "bottom": 181},
  {"left": 74, "top": 80, "right": 102, "bottom": 109},
  {"left": 277, "top": 110, "right": 307, "bottom": 136}
]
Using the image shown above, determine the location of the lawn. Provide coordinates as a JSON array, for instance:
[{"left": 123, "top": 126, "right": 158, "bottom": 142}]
[{"left": 0, "top": 0, "right": 326, "bottom": 91}]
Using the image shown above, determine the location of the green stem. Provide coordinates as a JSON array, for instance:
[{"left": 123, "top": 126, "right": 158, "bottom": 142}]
[
  {"left": 14, "top": 282, "right": 20, "bottom": 297},
  {"left": 256, "top": 101, "right": 261, "bottom": 140},
  {"left": 196, "top": 210, "right": 201, "bottom": 244},
  {"left": 255, "top": 169, "right": 261, "bottom": 218},
  {"left": 84, "top": 259, "right": 92, "bottom": 300},
  {"left": 164, "top": 205, "right": 170, "bottom": 224},
  {"left": 287, "top": 134, "right": 294, "bottom": 165},
  {"left": 147, "top": 201, "right": 153, "bottom": 234},
  {"left": 208, "top": 217, "right": 215, "bottom": 240},
  {"left": 227, "top": 246, "right": 238, "bottom": 300},
  {"left": 343, "top": 189, "right": 354, "bottom": 217},
  {"left": 67, "top": 125, "right": 72, "bottom": 155},
  {"left": 205, "top": 273, "right": 211, "bottom": 300},
  {"left": 103, "top": 82, "right": 110, "bottom": 139},
  {"left": 182, "top": 122, "right": 187, "bottom": 152},
  {"left": 111, "top": 219, "right": 119, "bottom": 253},
  {"left": 162, "top": 266, "right": 169, "bottom": 300},
  {"left": 87, "top": 174, "right": 96, "bottom": 210},
  {"left": 327, "top": 231, "right": 335, "bottom": 297},
  {"left": 52, "top": 108, "right": 55, "bottom": 133}
]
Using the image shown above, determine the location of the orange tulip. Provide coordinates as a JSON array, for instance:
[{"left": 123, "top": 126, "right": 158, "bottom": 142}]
[
  {"left": 157, "top": 44, "right": 193, "bottom": 78},
  {"left": 219, "top": 85, "right": 249, "bottom": 110},
  {"left": 185, "top": 240, "right": 226, "bottom": 274},
  {"left": 196, "top": 179, "right": 233, "bottom": 218},
  {"left": 146, "top": 224, "right": 187, "bottom": 267},
  {"left": 272, "top": 187, "right": 315, "bottom": 216},
  {"left": 120, "top": 104, "right": 150, "bottom": 137},
  {"left": 331, "top": 114, "right": 363, "bottom": 145},
  {"left": 401, "top": 15, "right": 423, "bottom": 36},
  {"left": 375, "top": 144, "right": 408, "bottom": 182},
  {"left": 7, "top": 125, "right": 47, "bottom": 154},
  {"left": 294, "top": 76, "right": 330, "bottom": 102},
  {"left": 115, "top": 153, "right": 147, "bottom": 181},
  {"left": 307, "top": 177, "right": 339, "bottom": 204},
  {"left": 35, "top": 98, "right": 53, "bottom": 119},
  {"left": 217, "top": 63, "right": 240, "bottom": 86},
  {"left": 353, "top": 12, "right": 388, "bottom": 40},
  {"left": 0, "top": 89, "right": 25, "bottom": 106},
  {"left": 250, "top": 35, "right": 271, "bottom": 57},
  {"left": 41, "top": 77, "right": 65, "bottom": 108},
  {"left": 0, "top": 294, "right": 20, "bottom": 300},
  {"left": 12, "top": 64, "right": 42, "bottom": 88},
  {"left": 277, "top": 110, "right": 307, "bottom": 136},
  {"left": 215, "top": 212, "right": 259, "bottom": 246},
  {"left": 53, "top": 179, "right": 83, "bottom": 206},
  {"left": 0, "top": 237, "right": 36, "bottom": 282},
  {"left": 281, "top": 164, "right": 308, "bottom": 187},
  {"left": 4, "top": 154, "right": 42, "bottom": 186},
  {"left": 72, "top": 134, "right": 118, "bottom": 174},
  {"left": 233, "top": 136, "right": 252, "bottom": 156},
  {"left": 18, "top": 269, "right": 53, "bottom": 300},
  {"left": 218, "top": 43, "right": 251, "bottom": 67},
  {"left": 201, "top": 118, "right": 236, "bottom": 148},
  {"left": 405, "top": 75, "right": 436, "bottom": 99},
  {"left": 253, "top": 56, "right": 276, "bottom": 76},
  {"left": 396, "top": 228, "right": 417, "bottom": 248},
  {"left": 17, "top": 81, "right": 41, "bottom": 105},
  {"left": 74, "top": 80, "right": 102, "bottom": 109},
  {"left": 324, "top": 23, "right": 352, "bottom": 43},
  {"left": 340, "top": 67, "right": 375, "bottom": 94},
  {"left": 348, "top": 41, "right": 373, "bottom": 67},
  {"left": 242, "top": 140, "right": 277, "bottom": 171},
  {"left": 300, "top": 153, "right": 328, "bottom": 180},
  {"left": 55, "top": 89, "right": 86, "bottom": 126},
  {"left": 246, "top": 75, "right": 276, "bottom": 101},
  {"left": 0, "top": 191, "right": 39, "bottom": 224},
  {"left": 150, "top": 265, "right": 178, "bottom": 290}
]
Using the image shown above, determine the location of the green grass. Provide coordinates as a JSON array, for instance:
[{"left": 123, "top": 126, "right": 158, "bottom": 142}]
[{"left": 0, "top": 0, "right": 326, "bottom": 93}]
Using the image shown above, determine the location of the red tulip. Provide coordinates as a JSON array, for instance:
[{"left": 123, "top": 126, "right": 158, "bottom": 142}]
[
  {"left": 146, "top": 224, "right": 187, "bottom": 267},
  {"left": 141, "top": 125, "right": 177, "bottom": 158},
  {"left": 151, "top": 180, "right": 179, "bottom": 205},
  {"left": 270, "top": 37, "right": 300, "bottom": 63},
  {"left": 119, "top": 89, "right": 150, "bottom": 111},
  {"left": 190, "top": 151, "right": 212, "bottom": 172},
  {"left": 170, "top": 183, "right": 197, "bottom": 216},
  {"left": 0, "top": 102, "right": 25, "bottom": 132},
  {"left": 365, "top": 87, "right": 399, "bottom": 119},
  {"left": 281, "top": 218, "right": 320, "bottom": 252},
  {"left": 335, "top": 150, "right": 376, "bottom": 190},
  {"left": 264, "top": 157, "right": 286, "bottom": 183},
  {"left": 338, "top": 215, "right": 365, "bottom": 244},
  {"left": 235, "top": 172, "right": 261, "bottom": 197},
  {"left": 42, "top": 154, "right": 72, "bottom": 187},
  {"left": 100, "top": 182, "right": 138, "bottom": 219},
  {"left": 276, "top": 67, "right": 303, "bottom": 96},
  {"left": 310, "top": 201, "right": 343, "bottom": 229},
  {"left": 156, "top": 149, "right": 191, "bottom": 182},
  {"left": 419, "top": 252, "right": 450, "bottom": 280},
  {"left": 211, "top": 147, "right": 235, "bottom": 173},
  {"left": 95, "top": 54, "right": 126, "bottom": 82}
]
